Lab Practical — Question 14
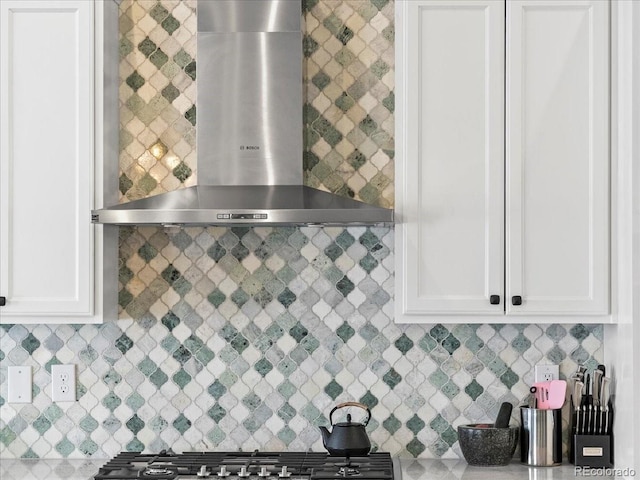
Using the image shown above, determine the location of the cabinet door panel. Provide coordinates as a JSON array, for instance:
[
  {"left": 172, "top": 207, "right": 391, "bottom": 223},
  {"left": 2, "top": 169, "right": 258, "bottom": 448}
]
[
  {"left": 0, "top": 1, "right": 95, "bottom": 319},
  {"left": 506, "top": 0, "right": 609, "bottom": 314},
  {"left": 396, "top": 0, "right": 505, "bottom": 317}
]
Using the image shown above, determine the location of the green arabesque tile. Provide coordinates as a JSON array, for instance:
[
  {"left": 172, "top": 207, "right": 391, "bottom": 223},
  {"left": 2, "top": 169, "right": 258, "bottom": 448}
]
[
  {"left": 173, "top": 369, "right": 191, "bottom": 389},
  {"left": 126, "top": 392, "right": 145, "bottom": 411},
  {"left": 441, "top": 382, "right": 461, "bottom": 400},
  {"left": 173, "top": 49, "right": 192, "bottom": 68},
  {"left": 79, "top": 416, "right": 98, "bottom": 433},
  {"left": 569, "top": 324, "right": 590, "bottom": 341},
  {"left": 137, "top": 37, "right": 156, "bottom": 57},
  {"left": 208, "top": 404, "right": 226, "bottom": 423},
  {"left": 173, "top": 414, "right": 191, "bottom": 434},
  {"left": 277, "top": 380, "right": 296, "bottom": 400},
  {"left": 406, "top": 415, "right": 426, "bottom": 435},
  {"left": 406, "top": 438, "right": 426, "bottom": 457},
  {"left": 463, "top": 380, "right": 484, "bottom": 404},
  {"left": 138, "top": 357, "right": 158, "bottom": 377},
  {"left": 55, "top": 438, "right": 75, "bottom": 457},
  {"left": 79, "top": 440, "right": 99, "bottom": 455},
  {"left": 500, "top": 368, "right": 519, "bottom": 389},
  {"left": 149, "top": 4, "right": 168, "bottom": 22},
  {"left": 161, "top": 14, "right": 180, "bottom": 35},
  {"left": 324, "top": 380, "right": 343, "bottom": 400},
  {"left": 381, "top": 368, "right": 401, "bottom": 389},
  {"left": 21, "top": 333, "right": 40, "bottom": 355},
  {"left": 125, "top": 71, "right": 145, "bottom": 92},
  {"left": 32, "top": 416, "right": 51, "bottom": 435},
  {"left": 149, "top": 369, "right": 169, "bottom": 388}
]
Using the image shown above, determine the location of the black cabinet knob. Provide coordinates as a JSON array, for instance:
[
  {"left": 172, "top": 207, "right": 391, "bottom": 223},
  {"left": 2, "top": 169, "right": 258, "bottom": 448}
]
[
  {"left": 512, "top": 295, "right": 522, "bottom": 306},
  {"left": 489, "top": 295, "right": 500, "bottom": 305},
  {"left": 0, "top": 296, "right": 5, "bottom": 306}
]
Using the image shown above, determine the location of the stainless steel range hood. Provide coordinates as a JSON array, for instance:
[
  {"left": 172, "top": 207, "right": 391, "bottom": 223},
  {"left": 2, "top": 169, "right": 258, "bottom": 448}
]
[{"left": 92, "top": 0, "right": 393, "bottom": 227}]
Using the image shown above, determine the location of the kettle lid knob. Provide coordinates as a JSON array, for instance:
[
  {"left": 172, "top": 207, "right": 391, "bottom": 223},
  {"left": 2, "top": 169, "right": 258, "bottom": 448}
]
[{"left": 347, "top": 414, "right": 352, "bottom": 423}]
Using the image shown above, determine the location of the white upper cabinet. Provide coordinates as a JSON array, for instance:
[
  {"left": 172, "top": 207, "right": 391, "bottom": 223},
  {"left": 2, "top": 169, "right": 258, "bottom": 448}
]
[
  {"left": 396, "top": 0, "right": 610, "bottom": 322},
  {"left": 396, "top": 0, "right": 505, "bottom": 316},
  {"left": 0, "top": 1, "right": 116, "bottom": 323},
  {"left": 506, "top": 0, "right": 609, "bottom": 315}
]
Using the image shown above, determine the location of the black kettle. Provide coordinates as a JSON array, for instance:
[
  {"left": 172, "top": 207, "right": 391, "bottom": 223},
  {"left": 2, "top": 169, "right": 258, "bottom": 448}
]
[{"left": 319, "top": 402, "right": 372, "bottom": 456}]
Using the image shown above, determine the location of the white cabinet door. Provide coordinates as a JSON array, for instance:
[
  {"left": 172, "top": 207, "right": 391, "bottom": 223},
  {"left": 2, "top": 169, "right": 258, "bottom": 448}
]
[
  {"left": 0, "top": 1, "right": 106, "bottom": 323},
  {"left": 395, "top": 0, "right": 610, "bottom": 322},
  {"left": 506, "top": 0, "right": 609, "bottom": 315},
  {"left": 396, "top": 0, "right": 505, "bottom": 319}
]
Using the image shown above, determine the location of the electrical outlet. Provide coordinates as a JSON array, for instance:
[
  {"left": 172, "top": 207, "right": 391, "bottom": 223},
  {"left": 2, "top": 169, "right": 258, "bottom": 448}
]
[
  {"left": 534, "top": 364, "right": 559, "bottom": 383},
  {"left": 51, "top": 364, "right": 76, "bottom": 402},
  {"left": 8, "top": 366, "right": 32, "bottom": 403}
]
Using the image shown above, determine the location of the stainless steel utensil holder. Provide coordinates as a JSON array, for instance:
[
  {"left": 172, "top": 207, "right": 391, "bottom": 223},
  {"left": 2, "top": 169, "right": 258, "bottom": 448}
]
[{"left": 520, "top": 407, "right": 562, "bottom": 466}]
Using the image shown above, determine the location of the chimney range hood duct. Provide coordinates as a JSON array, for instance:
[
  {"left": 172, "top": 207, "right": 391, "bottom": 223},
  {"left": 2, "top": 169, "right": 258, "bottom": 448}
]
[{"left": 92, "top": 0, "right": 393, "bottom": 227}]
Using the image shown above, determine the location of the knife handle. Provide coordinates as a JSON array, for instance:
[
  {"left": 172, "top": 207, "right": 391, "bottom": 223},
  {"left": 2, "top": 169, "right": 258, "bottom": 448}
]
[
  {"left": 584, "top": 373, "right": 591, "bottom": 406},
  {"left": 583, "top": 405, "right": 588, "bottom": 434},
  {"left": 578, "top": 407, "right": 583, "bottom": 435}
]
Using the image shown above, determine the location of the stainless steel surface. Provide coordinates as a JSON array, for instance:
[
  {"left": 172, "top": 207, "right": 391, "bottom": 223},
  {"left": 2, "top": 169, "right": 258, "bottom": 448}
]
[
  {"left": 198, "top": 0, "right": 302, "bottom": 187},
  {"left": 600, "top": 376, "right": 610, "bottom": 434},
  {"left": 102, "top": 0, "right": 120, "bottom": 208},
  {"left": 93, "top": 0, "right": 393, "bottom": 226},
  {"left": 92, "top": 185, "right": 393, "bottom": 225},
  {"left": 197, "top": 31, "right": 302, "bottom": 186},
  {"left": 593, "top": 369, "right": 603, "bottom": 408},
  {"left": 520, "top": 407, "right": 562, "bottom": 467},
  {"left": 574, "top": 380, "right": 584, "bottom": 409},
  {"left": 573, "top": 379, "right": 584, "bottom": 435},
  {"left": 198, "top": 0, "right": 301, "bottom": 33}
]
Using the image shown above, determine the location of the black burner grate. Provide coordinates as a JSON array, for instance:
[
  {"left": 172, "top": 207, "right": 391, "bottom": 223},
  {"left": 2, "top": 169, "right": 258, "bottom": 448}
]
[{"left": 94, "top": 451, "right": 394, "bottom": 480}]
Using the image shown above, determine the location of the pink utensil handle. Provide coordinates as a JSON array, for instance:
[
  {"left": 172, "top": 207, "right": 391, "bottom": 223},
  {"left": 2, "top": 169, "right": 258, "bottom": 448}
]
[{"left": 533, "top": 380, "right": 566, "bottom": 409}]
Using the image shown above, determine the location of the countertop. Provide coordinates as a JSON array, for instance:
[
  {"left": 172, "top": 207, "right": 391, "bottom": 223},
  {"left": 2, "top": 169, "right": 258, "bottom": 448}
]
[{"left": 0, "top": 458, "right": 621, "bottom": 480}]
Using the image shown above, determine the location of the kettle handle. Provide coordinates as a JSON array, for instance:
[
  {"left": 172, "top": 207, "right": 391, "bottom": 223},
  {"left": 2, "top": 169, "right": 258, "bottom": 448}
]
[{"left": 329, "top": 402, "right": 371, "bottom": 426}]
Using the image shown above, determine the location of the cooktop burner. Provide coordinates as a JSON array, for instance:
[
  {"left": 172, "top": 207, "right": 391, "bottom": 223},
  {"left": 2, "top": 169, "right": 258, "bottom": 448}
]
[{"left": 94, "top": 451, "right": 398, "bottom": 480}]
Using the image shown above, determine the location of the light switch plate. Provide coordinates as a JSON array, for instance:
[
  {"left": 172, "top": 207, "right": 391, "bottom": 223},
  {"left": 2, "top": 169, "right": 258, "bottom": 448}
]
[
  {"left": 51, "top": 364, "right": 76, "bottom": 402},
  {"left": 8, "top": 366, "right": 32, "bottom": 403}
]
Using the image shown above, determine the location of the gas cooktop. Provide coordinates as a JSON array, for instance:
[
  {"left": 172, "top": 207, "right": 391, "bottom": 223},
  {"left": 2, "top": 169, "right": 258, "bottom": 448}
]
[{"left": 94, "top": 451, "right": 399, "bottom": 480}]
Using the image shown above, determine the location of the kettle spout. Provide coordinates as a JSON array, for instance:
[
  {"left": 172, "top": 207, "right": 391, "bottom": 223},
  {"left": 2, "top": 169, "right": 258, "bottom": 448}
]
[{"left": 319, "top": 426, "right": 331, "bottom": 447}]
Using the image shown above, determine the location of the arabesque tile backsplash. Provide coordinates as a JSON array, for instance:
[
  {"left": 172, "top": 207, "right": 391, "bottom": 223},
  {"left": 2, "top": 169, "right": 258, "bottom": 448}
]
[{"left": 0, "top": 0, "right": 603, "bottom": 460}]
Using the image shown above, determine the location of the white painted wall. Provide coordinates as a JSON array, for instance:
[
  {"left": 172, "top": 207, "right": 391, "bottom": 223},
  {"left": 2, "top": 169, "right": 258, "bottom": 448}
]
[{"left": 605, "top": 0, "right": 640, "bottom": 474}]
